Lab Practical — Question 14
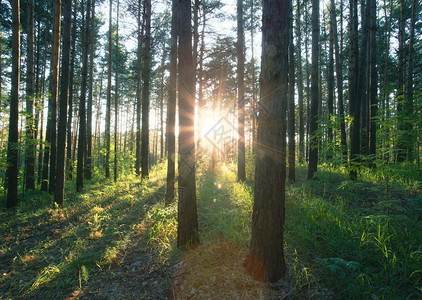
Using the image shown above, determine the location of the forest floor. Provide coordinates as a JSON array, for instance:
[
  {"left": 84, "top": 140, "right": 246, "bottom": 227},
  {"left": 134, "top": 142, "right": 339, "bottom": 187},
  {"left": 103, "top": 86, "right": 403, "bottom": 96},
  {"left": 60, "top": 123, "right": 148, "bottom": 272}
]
[{"left": 0, "top": 158, "right": 421, "bottom": 299}]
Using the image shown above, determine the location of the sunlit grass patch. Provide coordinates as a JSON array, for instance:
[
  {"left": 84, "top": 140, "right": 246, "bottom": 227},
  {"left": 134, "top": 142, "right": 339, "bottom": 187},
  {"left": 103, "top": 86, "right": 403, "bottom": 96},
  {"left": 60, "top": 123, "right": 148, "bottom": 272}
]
[{"left": 175, "top": 239, "right": 267, "bottom": 299}]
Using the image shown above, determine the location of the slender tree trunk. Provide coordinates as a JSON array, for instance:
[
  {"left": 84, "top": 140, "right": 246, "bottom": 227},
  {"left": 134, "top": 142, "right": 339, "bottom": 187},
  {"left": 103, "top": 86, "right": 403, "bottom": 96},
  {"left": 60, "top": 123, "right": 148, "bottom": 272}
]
[
  {"left": 177, "top": 0, "right": 199, "bottom": 248},
  {"left": 160, "top": 47, "right": 165, "bottom": 160},
  {"left": 141, "top": 0, "right": 151, "bottom": 178},
  {"left": 358, "top": 0, "right": 369, "bottom": 156},
  {"left": 76, "top": 0, "right": 91, "bottom": 192},
  {"left": 237, "top": 0, "right": 246, "bottom": 181},
  {"left": 349, "top": 0, "right": 360, "bottom": 179},
  {"left": 105, "top": 0, "right": 112, "bottom": 178},
  {"left": 327, "top": 0, "right": 334, "bottom": 160},
  {"left": 37, "top": 49, "right": 47, "bottom": 185},
  {"left": 86, "top": 0, "right": 95, "bottom": 180},
  {"left": 25, "top": 0, "right": 35, "bottom": 190},
  {"left": 368, "top": 0, "right": 377, "bottom": 160},
  {"left": 330, "top": 0, "right": 347, "bottom": 164},
  {"left": 250, "top": 0, "right": 256, "bottom": 153},
  {"left": 245, "top": 0, "right": 289, "bottom": 282},
  {"left": 296, "top": 0, "right": 304, "bottom": 164},
  {"left": 55, "top": 0, "right": 72, "bottom": 206},
  {"left": 307, "top": 0, "right": 319, "bottom": 179},
  {"left": 66, "top": 0, "right": 78, "bottom": 180},
  {"left": 288, "top": 2, "right": 295, "bottom": 182},
  {"left": 396, "top": 0, "right": 406, "bottom": 162},
  {"left": 197, "top": 7, "right": 205, "bottom": 151},
  {"left": 6, "top": 0, "right": 20, "bottom": 208},
  {"left": 135, "top": 0, "right": 143, "bottom": 176},
  {"left": 114, "top": 0, "right": 120, "bottom": 182},
  {"left": 405, "top": 0, "right": 417, "bottom": 161},
  {"left": 47, "top": 0, "right": 62, "bottom": 194},
  {"left": 304, "top": 1, "right": 310, "bottom": 162},
  {"left": 165, "top": 0, "right": 176, "bottom": 203}
]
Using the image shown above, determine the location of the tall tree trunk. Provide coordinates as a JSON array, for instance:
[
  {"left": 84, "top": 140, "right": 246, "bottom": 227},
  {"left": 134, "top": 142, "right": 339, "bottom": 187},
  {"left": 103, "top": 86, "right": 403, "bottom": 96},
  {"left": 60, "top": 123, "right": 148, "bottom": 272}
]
[
  {"left": 358, "top": 0, "right": 369, "bottom": 156},
  {"left": 330, "top": 0, "right": 347, "bottom": 164},
  {"left": 177, "top": 0, "right": 199, "bottom": 248},
  {"left": 166, "top": 0, "right": 177, "bottom": 203},
  {"left": 296, "top": 0, "right": 304, "bottom": 164},
  {"left": 197, "top": 6, "right": 205, "bottom": 151},
  {"left": 141, "top": 0, "right": 151, "bottom": 178},
  {"left": 288, "top": 2, "right": 295, "bottom": 182},
  {"left": 307, "top": 0, "right": 319, "bottom": 179},
  {"left": 25, "top": 0, "right": 35, "bottom": 191},
  {"left": 47, "top": 0, "right": 62, "bottom": 194},
  {"left": 38, "top": 49, "right": 47, "bottom": 185},
  {"left": 405, "top": 0, "right": 417, "bottom": 161},
  {"left": 327, "top": 1, "right": 334, "bottom": 161},
  {"left": 55, "top": 0, "right": 72, "bottom": 206},
  {"left": 349, "top": 0, "right": 360, "bottom": 179},
  {"left": 160, "top": 46, "right": 165, "bottom": 160},
  {"left": 135, "top": 0, "right": 143, "bottom": 176},
  {"left": 250, "top": 0, "right": 256, "bottom": 153},
  {"left": 86, "top": 0, "right": 95, "bottom": 180},
  {"left": 76, "top": 0, "right": 91, "bottom": 192},
  {"left": 105, "top": 0, "right": 112, "bottom": 178},
  {"left": 6, "top": 0, "right": 20, "bottom": 208},
  {"left": 114, "top": 0, "right": 120, "bottom": 182},
  {"left": 245, "top": 0, "right": 290, "bottom": 282},
  {"left": 396, "top": 0, "right": 406, "bottom": 162},
  {"left": 368, "top": 0, "right": 377, "bottom": 159},
  {"left": 66, "top": 0, "right": 78, "bottom": 180},
  {"left": 237, "top": 0, "right": 246, "bottom": 181}
]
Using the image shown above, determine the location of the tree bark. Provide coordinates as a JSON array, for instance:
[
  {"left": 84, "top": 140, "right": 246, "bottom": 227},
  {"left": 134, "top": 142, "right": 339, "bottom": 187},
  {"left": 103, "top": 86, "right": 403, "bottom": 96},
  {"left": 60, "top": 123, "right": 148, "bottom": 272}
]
[
  {"left": 327, "top": 0, "right": 334, "bottom": 160},
  {"left": 288, "top": 2, "right": 295, "bottom": 182},
  {"left": 177, "top": 0, "right": 199, "bottom": 248},
  {"left": 141, "top": 0, "right": 151, "bottom": 178},
  {"left": 66, "top": 0, "right": 78, "bottom": 180},
  {"left": 86, "top": 0, "right": 95, "bottom": 180},
  {"left": 296, "top": 0, "right": 304, "bottom": 164},
  {"left": 55, "top": 0, "right": 72, "bottom": 206},
  {"left": 307, "top": 0, "right": 319, "bottom": 179},
  {"left": 245, "top": 0, "right": 289, "bottom": 282},
  {"left": 114, "top": 0, "right": 120, "bottom": 182},
  {"left": 349, "top": 0, "right": 360, "bottom": 179},
  {"left": 368, "top": 0, "right": 377, "bottom": 159},
  {"left": 6, "top": 0, "right": 20, "bottom": 208},
  {"left": 76, "top": 0, "right": 91, "bottom": 192},
  {"left": 47, "top": 0, "right": 62, "bottom": 194},
  {"left": 135, "top": 0, "right": 143, "bottom": 176},
  {"left": 330, "top": 0, "right": 347, "bottom": 164},
  {"left": 25, "top": 0, "right": 36, "bottom": 191},
  {"left": 237, "top": 0, "right": 246, "bottom": 181},
  {"left": 105, "top": 0, "right": 112, "bottom": 178},
  {"left": 166, "top": 0, "right": 177, "bottom": 203}
]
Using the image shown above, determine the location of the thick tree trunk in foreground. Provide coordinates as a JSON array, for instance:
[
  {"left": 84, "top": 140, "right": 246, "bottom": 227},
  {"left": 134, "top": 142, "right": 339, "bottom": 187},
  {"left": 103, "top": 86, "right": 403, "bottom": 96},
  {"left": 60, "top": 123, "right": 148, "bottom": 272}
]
[
  {"left": 245, "top": 0, "right": 289, "bottom": 282},
  {"left": 55, "top": 0, "right": 72, "bottom": 206},
  {"left": 307, "top": 0, "right": 319, "bottom": 179},
  {"left": 177, "top": 0, "right": 199, "bottom": 249},
  {"left": 6, "top": 0, "right": 20, "bottom": 208}
]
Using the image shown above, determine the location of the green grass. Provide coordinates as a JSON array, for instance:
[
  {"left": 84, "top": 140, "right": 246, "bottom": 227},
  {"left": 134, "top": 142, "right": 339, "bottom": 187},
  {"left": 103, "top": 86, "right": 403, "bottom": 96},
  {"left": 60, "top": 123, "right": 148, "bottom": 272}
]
[
  {"left": 1, "top": 157, "right": 421, "bottom": 298},
  {"left": 0, "top": 162, "right": 169, "bottom": 298}
]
